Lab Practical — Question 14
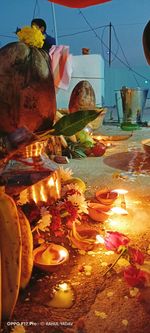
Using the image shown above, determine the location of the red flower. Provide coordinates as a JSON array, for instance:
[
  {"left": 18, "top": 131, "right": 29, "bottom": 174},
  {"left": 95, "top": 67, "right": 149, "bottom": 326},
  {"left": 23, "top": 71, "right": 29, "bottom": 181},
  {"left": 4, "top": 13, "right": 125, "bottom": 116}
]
[
  {"left": 104, "top": 231, "right": 130, "bottom": 253},
  {"left": 50, "top": 208, "right": 61, "bottom": 231},
  {"left": 124, "top": 265, "right": 149, "bottom": 287},
  {"left": 66, "top": 218, "right": 74, "bottom": 229},
  {"left": 54, "top": 230, "right": 64, "bottom": 237},
  {"left": 81, "top": 213, "right": 91, "bottom": 222},
  {"left": 128, "top": 247, "right": 144, "bottom": 265},
  {"left": 61, "top": 201, "right": 78, "bottom": 229},
  {"left": 64, "top": 201, "right": 78, "bottom": 218}
]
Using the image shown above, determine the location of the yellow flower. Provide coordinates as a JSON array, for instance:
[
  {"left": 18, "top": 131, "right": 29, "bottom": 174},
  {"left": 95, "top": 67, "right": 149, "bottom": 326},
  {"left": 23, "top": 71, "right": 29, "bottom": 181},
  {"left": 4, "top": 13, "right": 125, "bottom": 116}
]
[
  {"left": 67, "top": 192, "right": 88, "bottom": 214},
  {"left": 59, "top": 167, "right": 73, "bottom": 182},
  {"left": 17, "top": 25, "right": 45, "bottom": 48}
]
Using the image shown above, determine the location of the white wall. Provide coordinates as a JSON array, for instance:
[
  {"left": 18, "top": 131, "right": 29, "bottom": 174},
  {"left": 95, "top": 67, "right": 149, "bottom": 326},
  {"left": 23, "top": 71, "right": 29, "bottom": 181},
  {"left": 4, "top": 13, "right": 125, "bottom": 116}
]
[{"left": 56, "top": 54, "right": 104, "bottom": 109}]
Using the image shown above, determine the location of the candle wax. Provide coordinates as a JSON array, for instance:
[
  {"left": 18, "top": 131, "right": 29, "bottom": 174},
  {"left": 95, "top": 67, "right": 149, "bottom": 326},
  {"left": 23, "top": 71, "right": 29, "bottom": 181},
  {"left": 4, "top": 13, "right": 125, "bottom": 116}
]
[{"left": 47, "top": 285, "right": 74, "bottom": 308}]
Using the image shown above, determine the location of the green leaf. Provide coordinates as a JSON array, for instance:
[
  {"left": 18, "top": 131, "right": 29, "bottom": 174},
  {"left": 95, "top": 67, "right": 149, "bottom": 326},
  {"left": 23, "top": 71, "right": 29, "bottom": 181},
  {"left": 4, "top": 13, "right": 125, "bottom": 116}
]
[
  {"left": 51, "top": 110, "right": 101, "bottom": 136},
  {"left": 73, "top": 149, "right": 87, "bottom": 158}
]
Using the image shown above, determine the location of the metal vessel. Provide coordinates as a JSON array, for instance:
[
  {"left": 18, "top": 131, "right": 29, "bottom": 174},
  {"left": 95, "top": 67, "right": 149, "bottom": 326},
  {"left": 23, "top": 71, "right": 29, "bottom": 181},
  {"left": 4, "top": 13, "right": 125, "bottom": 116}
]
[{"left": 115, "top": 87, "right": 148, "bottom": 125}]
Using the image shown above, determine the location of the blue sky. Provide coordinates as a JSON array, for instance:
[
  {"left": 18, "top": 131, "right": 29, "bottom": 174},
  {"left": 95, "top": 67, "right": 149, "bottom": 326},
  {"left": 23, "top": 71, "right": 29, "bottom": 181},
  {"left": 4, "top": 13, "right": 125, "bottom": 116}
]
[{"left": 0, "top": 0, "right": 150, "bottom": 68}]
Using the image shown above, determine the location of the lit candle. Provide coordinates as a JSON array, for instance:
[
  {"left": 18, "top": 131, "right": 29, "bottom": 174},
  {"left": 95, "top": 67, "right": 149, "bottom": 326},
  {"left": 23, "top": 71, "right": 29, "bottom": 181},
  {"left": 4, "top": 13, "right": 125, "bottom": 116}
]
[
  {"left": 59, "top": 249, "right": 68, "bottom": 262},
  {"left": 112, "top": 189, "right": 128, "bottom": 209},
  {"left": 47, "top": 282, "right": 74, "bottom": 308},
  {"left": 111, "top": 206, "right": 128, "bottom": 216}
]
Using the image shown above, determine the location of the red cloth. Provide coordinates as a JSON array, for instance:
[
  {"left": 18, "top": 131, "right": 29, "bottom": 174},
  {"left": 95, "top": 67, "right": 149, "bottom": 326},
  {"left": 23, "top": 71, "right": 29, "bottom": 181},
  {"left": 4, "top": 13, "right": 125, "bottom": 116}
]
[{"left": 48, "top": 0, "right": 111, "bottom": 8}]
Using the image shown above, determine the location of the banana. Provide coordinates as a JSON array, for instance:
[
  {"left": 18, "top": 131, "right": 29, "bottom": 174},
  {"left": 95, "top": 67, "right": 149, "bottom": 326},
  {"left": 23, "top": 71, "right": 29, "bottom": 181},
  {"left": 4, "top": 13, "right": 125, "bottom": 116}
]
[
  {"left": 0, "top": 187, "right": 22, "bottom": 320},
  {"left": 18, "top": 208, "right": 33, "bottom": 289}
]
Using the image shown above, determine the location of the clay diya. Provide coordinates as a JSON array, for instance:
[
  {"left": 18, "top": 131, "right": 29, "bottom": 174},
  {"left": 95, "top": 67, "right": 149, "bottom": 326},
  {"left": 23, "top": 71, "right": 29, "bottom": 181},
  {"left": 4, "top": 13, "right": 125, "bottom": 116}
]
[
  {"left": 33, "top": 243, "right": 69, "bottom": 272},
  {"left": 88, "top": 202, "right": 111, "bottom": 222},
  {"left": 69, "top": 221, "right": 103, "bottom": 251},
  {"left": 96, "top": 188, "right": 118, "bottom": 205}
]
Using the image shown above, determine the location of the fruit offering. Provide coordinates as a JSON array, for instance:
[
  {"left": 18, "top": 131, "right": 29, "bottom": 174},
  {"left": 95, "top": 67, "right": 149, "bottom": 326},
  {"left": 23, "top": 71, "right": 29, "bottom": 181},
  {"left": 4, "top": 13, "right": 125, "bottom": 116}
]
[
  {"left": 86, "top": 142, "right": 106, "bottom": 157},
  {"left": 76, "top": 130, "right": 94, "bottom": 147}
]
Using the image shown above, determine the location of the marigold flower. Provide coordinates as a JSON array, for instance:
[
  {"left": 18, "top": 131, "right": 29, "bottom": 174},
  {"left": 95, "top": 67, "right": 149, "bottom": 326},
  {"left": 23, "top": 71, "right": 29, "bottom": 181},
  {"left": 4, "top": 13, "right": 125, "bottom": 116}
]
[
  {"left": 67, "top": 193, "right": 88, "bottom": 214},
  {"left": 59, "top": 167, "right": 73, "bottom": 182},
  {"left": 17, "top": 26, "right": 45, "bottom": 48}
]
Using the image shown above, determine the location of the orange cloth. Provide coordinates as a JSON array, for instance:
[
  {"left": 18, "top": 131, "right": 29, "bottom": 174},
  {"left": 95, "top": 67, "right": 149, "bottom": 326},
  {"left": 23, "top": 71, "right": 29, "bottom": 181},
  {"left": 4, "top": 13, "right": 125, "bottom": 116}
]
[{"left": 48, "top": 0, "right": 111, "bottom": 8}]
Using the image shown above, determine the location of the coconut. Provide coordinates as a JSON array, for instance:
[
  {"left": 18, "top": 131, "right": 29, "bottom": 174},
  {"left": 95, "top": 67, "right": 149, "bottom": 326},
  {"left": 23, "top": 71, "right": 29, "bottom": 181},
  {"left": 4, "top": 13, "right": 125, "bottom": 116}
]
[
  {"left": 69, "top": 80, "right": 96, "bottom": 113},
  {"left": 0, "top": 42, "right": 56, "bottom": 134}
]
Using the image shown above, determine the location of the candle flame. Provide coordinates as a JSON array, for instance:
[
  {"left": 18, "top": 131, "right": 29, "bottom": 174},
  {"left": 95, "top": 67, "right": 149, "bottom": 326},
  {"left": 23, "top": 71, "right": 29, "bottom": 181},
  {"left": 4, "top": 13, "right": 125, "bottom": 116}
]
[
  {"left": 112, "top": 189, "right": 128, "bottom": 195},
  {"left": 108, "top": 219, "right": 121, "bottom": 228},
  {"left": 95, "top": 235, "right": 105, "bottom": 244},
  {"left": 111, "top": 206, "right": 128, "bottom": 215},
  {"left": 59, "top": 283, "right": 68, "bottom": 291},
  {"left": 59, "top": 249, "right": 67, "bottom": 260}
]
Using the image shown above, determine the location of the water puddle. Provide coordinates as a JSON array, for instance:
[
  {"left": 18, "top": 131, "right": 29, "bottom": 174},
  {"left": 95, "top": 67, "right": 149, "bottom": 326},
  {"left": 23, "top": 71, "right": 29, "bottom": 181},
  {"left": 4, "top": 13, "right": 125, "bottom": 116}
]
[{"left": 104, "top": 151, "right": 150, "bottom": 175}]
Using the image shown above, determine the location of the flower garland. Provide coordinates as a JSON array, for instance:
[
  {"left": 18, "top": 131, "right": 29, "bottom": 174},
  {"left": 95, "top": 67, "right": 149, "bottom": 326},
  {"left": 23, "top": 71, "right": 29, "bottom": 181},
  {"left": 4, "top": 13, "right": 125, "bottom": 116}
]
[
  {"left": 27, "top": 167, "right": 88, "bottom": 239},
  {"left": 17, "top": 26, "right": 45, "bottom": 48}
]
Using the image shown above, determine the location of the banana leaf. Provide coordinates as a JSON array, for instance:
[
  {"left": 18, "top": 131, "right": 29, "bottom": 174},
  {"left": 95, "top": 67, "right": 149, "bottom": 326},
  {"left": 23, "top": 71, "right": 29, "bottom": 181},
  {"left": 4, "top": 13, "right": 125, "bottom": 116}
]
[{"left": 41, "top": 110, "right": 101, "bottom": 137}]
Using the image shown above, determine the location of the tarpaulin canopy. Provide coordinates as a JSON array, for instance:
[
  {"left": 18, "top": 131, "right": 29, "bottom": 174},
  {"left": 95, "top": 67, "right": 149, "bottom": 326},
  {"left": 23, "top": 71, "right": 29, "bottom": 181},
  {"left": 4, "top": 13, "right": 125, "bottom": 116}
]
[{"left": 48, "top": 0, "right": 111, "bottom": 8}]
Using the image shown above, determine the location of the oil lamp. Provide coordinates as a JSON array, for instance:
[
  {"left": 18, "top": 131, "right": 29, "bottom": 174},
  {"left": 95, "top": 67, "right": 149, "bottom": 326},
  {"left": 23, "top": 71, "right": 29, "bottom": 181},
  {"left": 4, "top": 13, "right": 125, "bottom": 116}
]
[
  {"left": 33, "top": 243, "right": 69, "bottom": 272},
  {"left": 96, "top": 188, "right": 118, "bottom": 206}
]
